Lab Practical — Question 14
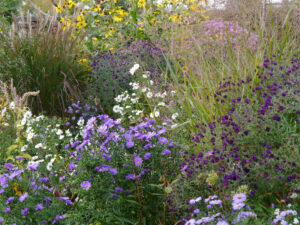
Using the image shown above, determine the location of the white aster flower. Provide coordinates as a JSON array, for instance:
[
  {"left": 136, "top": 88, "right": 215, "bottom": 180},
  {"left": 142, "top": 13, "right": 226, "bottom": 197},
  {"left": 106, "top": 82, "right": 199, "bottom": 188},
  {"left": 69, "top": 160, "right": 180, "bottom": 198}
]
[
  {"left": 9, "top": 101, "right": 15, "bottom": 109},
  {"left": 146, "top": 92, "right": 153, "bottom": 98},
  {"left": 129, "top": 63, "right": 140, "bottom": 75},
  {"left": 24, "top": 111, "right": 32, "bottom": 119},
  {"left": 171, "top": 113, "right": 179, "bottom": 120},
  {"left": 77, "top": 118, "right": 85, "bottom": 127},
  {"left": 35, "top": 143, "right": 43, "bottom": 149},
  {"left": 158, "top": 102, "right": 166, "bottom": 106},
  {"left": 21, "top": 145, "right": 28, "bottom": 152}
]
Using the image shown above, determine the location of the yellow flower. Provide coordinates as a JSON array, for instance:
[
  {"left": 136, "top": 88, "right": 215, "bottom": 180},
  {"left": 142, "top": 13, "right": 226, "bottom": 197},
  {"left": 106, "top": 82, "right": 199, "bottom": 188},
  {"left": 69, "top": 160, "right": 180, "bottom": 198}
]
[
  {"left": 169, "top": 13, "right": 181, "bottom": 23},
  {"left": 78, "top": 58, "right": 89, "bottom": 67},
  {"left": 138, "top": 0, "right": 146, "bottom": 8},
  {"left": 68, "top": 0, "right": 76, "bottom": 9},
  {"left": 157, "top": 3, "right": 163, "bottom": 8},
  {"left": 77, "top": 15, "right": 85, "bottom": 22},
  {"left": 77, "top": 21, "right": 87, "bottom": 29},
  {"left": 113, "top": 16, "right": 123, "bottom": 22},
  {"left": 55, "top": 5, "right": 63, "bottom": 13}
]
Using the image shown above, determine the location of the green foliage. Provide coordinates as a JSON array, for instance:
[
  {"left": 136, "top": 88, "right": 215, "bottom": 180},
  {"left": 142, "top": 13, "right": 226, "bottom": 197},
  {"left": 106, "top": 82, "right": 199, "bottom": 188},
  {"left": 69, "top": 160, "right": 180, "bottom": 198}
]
[{"left": 0, "top": 0, "right": 22, "bottom": 22}]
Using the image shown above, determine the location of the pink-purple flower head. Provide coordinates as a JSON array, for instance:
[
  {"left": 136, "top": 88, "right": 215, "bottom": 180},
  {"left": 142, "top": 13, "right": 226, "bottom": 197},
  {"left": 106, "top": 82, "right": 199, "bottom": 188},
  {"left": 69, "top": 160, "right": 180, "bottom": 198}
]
[
  {"left": 80, "top": 180, "right": 91, "bottom": 190},
  {"left": 19, "top": 192, "right": 28, "bottom": 202},
  {"left": 189, "top": 197, "right": 202, "bottom": 204},
  {"left": 232, "top": 202, "right": 245, "bottom": 210},
  {"left": 232, "top": 193, "right": 247, "bottom": 203}
]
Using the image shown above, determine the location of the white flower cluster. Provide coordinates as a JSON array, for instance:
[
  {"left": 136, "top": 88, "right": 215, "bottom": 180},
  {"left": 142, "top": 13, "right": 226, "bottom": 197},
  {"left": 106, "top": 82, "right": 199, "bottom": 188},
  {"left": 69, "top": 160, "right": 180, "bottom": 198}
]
[{"left": 112, "top": 65, "right": 180, "bottom": 127}]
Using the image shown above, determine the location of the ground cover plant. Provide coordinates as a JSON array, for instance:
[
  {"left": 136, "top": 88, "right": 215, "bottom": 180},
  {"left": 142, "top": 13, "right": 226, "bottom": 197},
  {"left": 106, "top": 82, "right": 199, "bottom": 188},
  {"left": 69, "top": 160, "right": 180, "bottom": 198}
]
[{"left": 0, "top": 0, "right": 299, "bottom": 225}]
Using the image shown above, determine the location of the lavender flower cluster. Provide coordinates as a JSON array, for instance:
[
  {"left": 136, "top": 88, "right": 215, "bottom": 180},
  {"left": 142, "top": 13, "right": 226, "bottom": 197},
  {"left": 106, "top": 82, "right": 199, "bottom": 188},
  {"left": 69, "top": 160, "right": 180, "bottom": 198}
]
[{"left": 183, "top": 193, "right": 257, "bottom": 225}]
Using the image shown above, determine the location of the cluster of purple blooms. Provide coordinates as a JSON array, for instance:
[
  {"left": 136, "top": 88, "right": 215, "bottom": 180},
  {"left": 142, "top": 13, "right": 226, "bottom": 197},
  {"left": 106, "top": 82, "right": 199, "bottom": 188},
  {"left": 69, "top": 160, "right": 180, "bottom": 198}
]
[
  {"left": 184, "top": 193, "right": 256, "bottom": 225},
  {"left": 66, "top": 115, "right": 176, "bottom": 187},
  {"left": 179, "top": 56, "right": 299, "bottom": 199},
  {"left": 0, "top": 163, "right": 67, "bottom": 224}
]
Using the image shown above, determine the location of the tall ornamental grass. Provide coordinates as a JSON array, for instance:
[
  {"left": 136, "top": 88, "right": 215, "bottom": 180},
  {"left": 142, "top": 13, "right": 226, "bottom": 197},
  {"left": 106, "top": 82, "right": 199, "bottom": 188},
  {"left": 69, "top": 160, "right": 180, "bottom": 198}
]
[
  {"left": 0, "top": 12, "right": 86, "bottom": 116},
  {"left": 164, "top": 2, "right": 299, "bottom": 137}
]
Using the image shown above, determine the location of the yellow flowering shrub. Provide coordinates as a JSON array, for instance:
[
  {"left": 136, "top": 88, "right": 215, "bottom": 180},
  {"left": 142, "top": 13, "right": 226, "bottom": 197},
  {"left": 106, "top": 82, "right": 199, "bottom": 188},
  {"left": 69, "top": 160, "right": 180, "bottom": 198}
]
[{"left": 54, "top": 0, "right": 208, "bottom": 51}]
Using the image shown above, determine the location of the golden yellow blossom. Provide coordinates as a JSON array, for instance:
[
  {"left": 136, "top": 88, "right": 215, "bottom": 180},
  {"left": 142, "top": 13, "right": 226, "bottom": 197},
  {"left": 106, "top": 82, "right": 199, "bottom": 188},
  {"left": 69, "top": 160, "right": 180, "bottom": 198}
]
[
  {"left": 55, "top": 5, "right": 63, "bottom": 13},
  {"left": 138, "top": 0, "right": 146, "bottom": 8}
]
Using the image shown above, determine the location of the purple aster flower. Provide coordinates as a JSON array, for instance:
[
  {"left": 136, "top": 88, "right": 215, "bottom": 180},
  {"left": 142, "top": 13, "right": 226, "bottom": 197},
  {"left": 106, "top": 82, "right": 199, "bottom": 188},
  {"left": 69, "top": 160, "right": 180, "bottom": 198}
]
[
  {"left": 0, "top": 218, "right": 3, "bottom": 224},
  {"left": 161, "top": 149, "right": 171, "bottom": 155},
  {"left": 272, "top": 115, "right": 281, "bottom": 122},
  {"left": 232, "top": 193, "right": 247, "bottom": 203},
  {"left": 196, "top": 217, "right": 214, "bottom": 223},
  {"left": 126, "top": 174, "right": 136, "bottom": 180},
  {"left": 189, "top": 197, "right": 202, "bottom": 204},
  {"left": 5, "top": 208, "right": 10, "bottom": 213},
  {"left": 6, "top": 197, "right": 14, "bottom": 204},
  {"left": 59, "top": 176, "right": 66, "bottom": 182},
  {"left": 216, "top": 221, "right": 229, "bottom": 225},
  {"left": 144, "top": 152, "right": 151, "bottom": 160},
  {"left": 115, "top": 187, "right": 123, "bottom": 193},
  {"left": 126, "top": 141, "right": 135, "bottom": 148},
  {"left": 68, "top": 162, "right": 75, "bottom": 170},
  {"left": 134, "top": 155, "right": 143, "bottom": 167},
  {"left": 35, "top": 203, "right": 43, "bottom": 211},
  {"left": 19, "top": 192, "right": 28, "bottom": 202},
  {"left": 28, "top": 163, "right": 39, "bottom": 170},
  {"left": 109, "top": 168, "right": 118, "bottom": 175},
  {"left": 80, "top": 180, "right": 91, "bottom": 190},
  {"left": 185, "top": 219, "right": 196, "bottom": 225},
  {"left": 39, "top": 177, "right": 49, "bottom": 183},
  {"left": 21, "top": 208, "right": 29, "bottom": 215},
  {"left": 4, "top": 163, "right": 13, "bottom": 168},
  {"left": 193, "top": 209, "right": 200, "bottom": 214},
  {"left": 110, "top": 193, "right": 118, "bottom": 199},
  {"left": 210, "top": 200, "right": 222, "bottom": 205},
  {"left": 45, "top": 197, "right": 51, "bottom": 201},
  {"left": 232, "top": 202, "right": 245, "bottom": 210}
]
